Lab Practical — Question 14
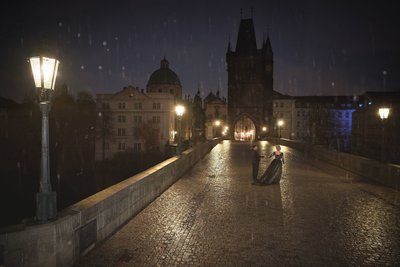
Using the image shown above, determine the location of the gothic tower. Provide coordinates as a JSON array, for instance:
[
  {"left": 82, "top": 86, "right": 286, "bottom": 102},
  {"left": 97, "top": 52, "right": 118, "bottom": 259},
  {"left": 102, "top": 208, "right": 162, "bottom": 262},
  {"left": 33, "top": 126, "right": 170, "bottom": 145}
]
[{"left": 226, "top": 15, "right": 274, "bottom": 140}]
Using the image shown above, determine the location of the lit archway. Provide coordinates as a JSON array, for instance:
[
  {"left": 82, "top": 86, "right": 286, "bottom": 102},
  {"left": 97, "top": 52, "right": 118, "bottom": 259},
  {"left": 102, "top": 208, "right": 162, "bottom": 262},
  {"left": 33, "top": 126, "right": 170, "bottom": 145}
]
[{"left": 234, "top": 116, "right": 256, "bottom": 141}]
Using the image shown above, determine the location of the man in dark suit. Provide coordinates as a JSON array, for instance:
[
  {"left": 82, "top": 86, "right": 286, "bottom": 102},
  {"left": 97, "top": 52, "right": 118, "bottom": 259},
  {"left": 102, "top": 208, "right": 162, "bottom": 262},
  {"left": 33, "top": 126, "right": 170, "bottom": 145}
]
[{"left": 252, "top": 145, "right": 263, "bottom": 184}]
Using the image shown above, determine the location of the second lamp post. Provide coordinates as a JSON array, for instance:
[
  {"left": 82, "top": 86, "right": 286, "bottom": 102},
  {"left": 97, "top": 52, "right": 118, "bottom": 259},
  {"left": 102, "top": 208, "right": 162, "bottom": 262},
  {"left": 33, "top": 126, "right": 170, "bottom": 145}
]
[
  {"left": 175, "top": 104, "right": 185, "bottom": 155},
  {"left": 378, "top": 107, "right": 390, "bottom": 162}
]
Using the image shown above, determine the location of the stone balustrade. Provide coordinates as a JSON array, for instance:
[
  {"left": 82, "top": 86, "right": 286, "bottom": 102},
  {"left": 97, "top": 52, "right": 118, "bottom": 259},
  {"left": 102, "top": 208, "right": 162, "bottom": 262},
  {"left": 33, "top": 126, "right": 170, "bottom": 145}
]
[{"left": 0, "top": 138, "right": 221, "bottom": 267}]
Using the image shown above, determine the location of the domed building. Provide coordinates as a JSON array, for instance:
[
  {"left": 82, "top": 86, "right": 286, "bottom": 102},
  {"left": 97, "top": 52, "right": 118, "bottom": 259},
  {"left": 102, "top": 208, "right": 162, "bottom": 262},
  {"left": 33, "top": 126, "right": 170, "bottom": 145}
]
[{"left": 147, "top": 58, "right": 182, "bottom": 99}]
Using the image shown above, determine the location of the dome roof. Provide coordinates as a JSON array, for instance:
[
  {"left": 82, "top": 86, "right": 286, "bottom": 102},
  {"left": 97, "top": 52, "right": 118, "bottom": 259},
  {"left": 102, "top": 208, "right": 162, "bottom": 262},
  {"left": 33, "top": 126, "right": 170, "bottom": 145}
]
[{"left": 147, "top": 58, "right": 181, "bottom": 86}]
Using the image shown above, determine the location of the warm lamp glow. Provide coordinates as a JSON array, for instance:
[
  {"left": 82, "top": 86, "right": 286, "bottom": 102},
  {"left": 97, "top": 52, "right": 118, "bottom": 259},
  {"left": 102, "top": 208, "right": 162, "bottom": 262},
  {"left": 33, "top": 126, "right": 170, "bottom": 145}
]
[
  {"left": 29, "top": 56, "right": 59, "bottom": 90},
  {"left": 378, "top": 108, "right": 390, "bottom": 120},
  {"left": 262, "top": 126, "right": 267, "bottom": 132},
  {"left": 278, "top": 120, "right": 284, "bottom": 126},
  {"left": 175, "top": 105, "right": 185, "bottom": 117},
  {"left": 215, "top": 120, "right": 221, "bottom": 126}
]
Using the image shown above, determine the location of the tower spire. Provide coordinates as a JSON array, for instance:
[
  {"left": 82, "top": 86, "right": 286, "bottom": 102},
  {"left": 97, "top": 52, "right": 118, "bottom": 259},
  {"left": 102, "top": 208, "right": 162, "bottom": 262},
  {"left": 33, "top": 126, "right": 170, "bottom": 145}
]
[{"left": 235, "top": 14, "right": 257, "bottom": 53}]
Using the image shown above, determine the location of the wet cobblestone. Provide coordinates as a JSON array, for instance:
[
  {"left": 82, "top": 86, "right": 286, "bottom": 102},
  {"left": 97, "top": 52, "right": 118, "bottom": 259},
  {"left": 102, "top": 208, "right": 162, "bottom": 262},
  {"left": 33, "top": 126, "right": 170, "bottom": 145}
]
[{"left": 74, "top": 141, "right": 400, "bottom": 267}]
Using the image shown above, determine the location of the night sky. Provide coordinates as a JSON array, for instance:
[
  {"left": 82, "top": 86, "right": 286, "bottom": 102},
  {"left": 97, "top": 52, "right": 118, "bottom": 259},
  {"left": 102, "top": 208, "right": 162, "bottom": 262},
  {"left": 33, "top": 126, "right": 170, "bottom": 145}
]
[{"left": 1, "top": 0, "right": 399, "bottom": 103}]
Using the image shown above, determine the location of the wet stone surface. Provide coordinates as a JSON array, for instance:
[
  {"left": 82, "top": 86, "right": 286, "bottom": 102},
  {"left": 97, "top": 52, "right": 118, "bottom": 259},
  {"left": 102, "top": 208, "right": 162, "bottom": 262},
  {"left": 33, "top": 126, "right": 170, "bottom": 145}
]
[{"left": 74, "top": 141, "right": 400, "bottom": 267}]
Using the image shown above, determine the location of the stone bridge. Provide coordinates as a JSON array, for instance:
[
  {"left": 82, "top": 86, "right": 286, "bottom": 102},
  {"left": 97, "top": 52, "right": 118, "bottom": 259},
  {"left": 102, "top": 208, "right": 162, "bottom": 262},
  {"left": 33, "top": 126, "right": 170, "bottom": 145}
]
[{"left": 1, "top": 139, "right": 400, "bottom": 266}]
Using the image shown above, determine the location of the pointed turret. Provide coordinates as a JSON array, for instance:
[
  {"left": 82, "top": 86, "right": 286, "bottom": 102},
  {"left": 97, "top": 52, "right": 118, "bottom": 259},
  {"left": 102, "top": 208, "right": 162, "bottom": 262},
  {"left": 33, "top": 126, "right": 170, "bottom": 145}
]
[
  {"left": 235, "top": 18, "right": 257, "bottom": 54},
  {"left": 227, "top": 41, "right": 232, "bottom": 53},
  {"left": 264, "top": 35, "right": 273, "bottom": 56}
]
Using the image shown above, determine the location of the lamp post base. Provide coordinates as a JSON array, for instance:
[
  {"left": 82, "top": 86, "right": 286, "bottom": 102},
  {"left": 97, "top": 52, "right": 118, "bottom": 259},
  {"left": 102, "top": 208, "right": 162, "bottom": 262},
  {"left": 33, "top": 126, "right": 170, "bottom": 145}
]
[{"left": 36, "top": 191, "right": 57, "bottom": 223}]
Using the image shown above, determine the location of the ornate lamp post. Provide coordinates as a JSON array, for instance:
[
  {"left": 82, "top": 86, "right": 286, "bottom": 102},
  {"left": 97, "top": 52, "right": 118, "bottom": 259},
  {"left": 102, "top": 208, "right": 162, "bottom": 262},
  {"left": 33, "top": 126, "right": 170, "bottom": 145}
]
[
  {"left": 29, "top": 55, "right": 59, "bottom": 222},
  {"left": 378, "top": 107, "right": 390, "bottom": 162},
  {"left": 175, "top": 104, "right": 185, "bottom": 155},
  {"left": 278, "top": 120, "right": 284, "bottom": 138}
]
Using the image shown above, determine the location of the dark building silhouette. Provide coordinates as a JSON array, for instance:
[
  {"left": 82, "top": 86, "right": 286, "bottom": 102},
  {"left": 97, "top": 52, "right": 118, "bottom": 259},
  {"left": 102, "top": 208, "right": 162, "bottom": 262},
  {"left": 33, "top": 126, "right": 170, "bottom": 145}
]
[{"left": 226, "top": 15, "right": 280, "bottom": 140}]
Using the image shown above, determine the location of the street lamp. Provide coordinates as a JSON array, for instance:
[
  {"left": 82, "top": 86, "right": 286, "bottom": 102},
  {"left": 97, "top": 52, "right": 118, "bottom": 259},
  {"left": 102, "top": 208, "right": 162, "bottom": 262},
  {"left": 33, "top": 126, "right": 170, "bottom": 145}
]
[
  {"left": 214, "top": 120, "right": 221, "bottom": 137},
  {"left": 378, "top": 107, "right": 390, "bottom": 162},
  {"left": 29, "top": 55, "right": 59, "bottom": 222},
  {"left": 175, "top": 104, "right": 185, "bottom": 155},
  {"left": 278, "top": 120, "right": 284, "bottom": 138},
  {"left": 222, "top": 126, "right": 229, "bottom": 136}
]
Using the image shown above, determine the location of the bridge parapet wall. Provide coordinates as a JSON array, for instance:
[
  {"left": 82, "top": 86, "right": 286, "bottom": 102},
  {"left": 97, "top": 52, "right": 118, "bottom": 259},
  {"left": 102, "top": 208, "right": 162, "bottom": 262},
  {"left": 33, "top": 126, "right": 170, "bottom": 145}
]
[
  {"left": 269, "top": 138, "right": 400, "bottom": 190},
  {"left": 0, "top": 138, "right": 221, "bottom": 267}
]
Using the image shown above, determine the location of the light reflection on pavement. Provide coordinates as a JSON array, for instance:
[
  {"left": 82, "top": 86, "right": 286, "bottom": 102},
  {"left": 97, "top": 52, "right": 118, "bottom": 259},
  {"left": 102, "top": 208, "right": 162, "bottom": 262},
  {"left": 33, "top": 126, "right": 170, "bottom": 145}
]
[{"left": 74, "top": 140, "right": 400, "bottom": 267}]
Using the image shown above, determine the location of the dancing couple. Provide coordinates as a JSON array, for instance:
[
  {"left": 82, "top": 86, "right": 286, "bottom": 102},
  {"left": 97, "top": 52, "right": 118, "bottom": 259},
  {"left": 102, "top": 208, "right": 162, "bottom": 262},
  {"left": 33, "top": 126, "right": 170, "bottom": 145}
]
[{"left": 252, "top": 144, "right": 284, "bottom": 185}]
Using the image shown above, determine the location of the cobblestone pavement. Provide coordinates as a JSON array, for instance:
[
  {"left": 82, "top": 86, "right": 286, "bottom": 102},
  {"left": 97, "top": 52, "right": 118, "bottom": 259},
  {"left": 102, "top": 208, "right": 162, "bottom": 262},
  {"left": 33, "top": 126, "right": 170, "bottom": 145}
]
[{"left": 74, "top": 141, "right": 400, "bottom": 267}]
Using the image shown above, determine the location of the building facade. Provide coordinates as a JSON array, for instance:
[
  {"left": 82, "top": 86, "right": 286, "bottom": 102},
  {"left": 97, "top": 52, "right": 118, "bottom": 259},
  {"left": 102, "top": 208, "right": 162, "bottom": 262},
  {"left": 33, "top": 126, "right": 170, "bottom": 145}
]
[
  {"left": 272, "top": 98, "right": 296, "bottom": 139},
  {"left": 95, "top": 58, "right": 182, "bottom": 161},
  {"left": 204, "top": 91, "right": 228, "bottom": 139},
  {"left": 273, "top": 95, "right": 360, "bottom": 152}
]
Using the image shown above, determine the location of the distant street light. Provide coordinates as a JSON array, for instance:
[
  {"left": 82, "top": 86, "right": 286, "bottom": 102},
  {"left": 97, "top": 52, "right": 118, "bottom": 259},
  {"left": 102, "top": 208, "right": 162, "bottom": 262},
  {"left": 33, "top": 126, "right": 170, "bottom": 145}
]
[
  {"left": 29, "top": 55, "right": 59, "bottom": 222},
  {"left": 278, "top": 120, "right": 284, "bottom": 138},
  {"left": 214, "top": 120, "right": 221, "bottom": 137},
  {"left": 175, "top": 104, "right": 185, "bottom": 155},
  {"left": 378, "top": 107, "right": 390, "bottom": 162},
  {"left": 222, "top": 125, "right": 229, "bottom": 136}
]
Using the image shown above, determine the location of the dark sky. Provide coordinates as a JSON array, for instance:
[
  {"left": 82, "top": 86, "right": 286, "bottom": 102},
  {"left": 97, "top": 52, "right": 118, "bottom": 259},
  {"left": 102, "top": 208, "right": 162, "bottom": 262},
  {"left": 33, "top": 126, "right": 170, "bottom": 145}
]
[{"left": 1, "top": 0, "right": 399, "bottom": 103}]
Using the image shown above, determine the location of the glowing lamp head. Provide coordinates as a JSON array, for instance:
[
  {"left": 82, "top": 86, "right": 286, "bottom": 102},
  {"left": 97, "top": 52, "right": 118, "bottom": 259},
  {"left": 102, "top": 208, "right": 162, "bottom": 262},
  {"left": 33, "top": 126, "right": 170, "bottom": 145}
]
[
  {"left": 175, "top": 105, "right": 185, "bottom": 117},
  {"left": 278, "top": 120, "right": 284, "bottom": 127},
  {"left": 378, "top": 108, "right": 390, "bottom": 120},
  {"left": 215, "top": 120, "right": 221, "bottom": 126},
  {"left": 29, "top": 56, "right": 59, "bottom": 90},
  {"left": 262, "top": 126, "right": 267, "bottom": 132}
]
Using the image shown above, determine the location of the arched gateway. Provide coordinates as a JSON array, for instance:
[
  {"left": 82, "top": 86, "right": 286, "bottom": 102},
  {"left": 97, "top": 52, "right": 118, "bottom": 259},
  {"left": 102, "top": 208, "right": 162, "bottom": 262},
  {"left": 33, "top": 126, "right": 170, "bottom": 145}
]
[{"left": 234, "top": 116, "right": 256, "bottom": 141}]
